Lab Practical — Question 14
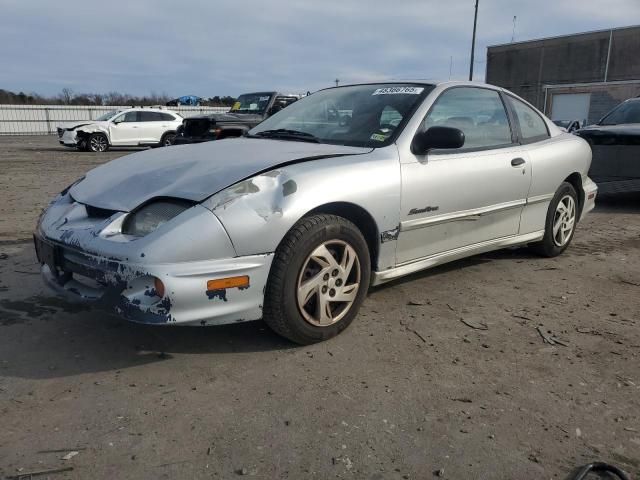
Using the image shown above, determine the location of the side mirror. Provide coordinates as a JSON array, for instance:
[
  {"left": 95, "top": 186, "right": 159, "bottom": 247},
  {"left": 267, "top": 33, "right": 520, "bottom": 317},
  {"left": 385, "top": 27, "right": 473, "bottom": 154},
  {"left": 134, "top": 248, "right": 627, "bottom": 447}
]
[
  {"left": 411, "top": 126, "right": 465, "bottom": 155},
  {"left": 112, "top": 118, "right": 123, "bottom": 125}
]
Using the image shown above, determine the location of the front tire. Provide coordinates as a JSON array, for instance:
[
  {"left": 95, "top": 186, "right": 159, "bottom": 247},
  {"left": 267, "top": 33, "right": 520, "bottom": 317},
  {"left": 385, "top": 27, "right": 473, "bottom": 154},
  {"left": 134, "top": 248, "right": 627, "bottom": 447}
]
[
  {"left": 263, "top": 214, "right": 371, "bottom": 345},
  {"left": 532, "top": 182, "right": 578, "bottom": 257},
  {"left": 87, "top": 133, "right": 109, "bottom": 152}
]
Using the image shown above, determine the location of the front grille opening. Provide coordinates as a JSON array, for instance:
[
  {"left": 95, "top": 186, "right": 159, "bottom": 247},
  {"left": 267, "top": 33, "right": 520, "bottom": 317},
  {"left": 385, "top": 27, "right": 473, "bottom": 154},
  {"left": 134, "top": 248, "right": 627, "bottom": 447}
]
[
  {"left": 85, "top": 204, "right": 117, "bottom": 218},
  {"left": 71, "top": 272, "right": 104, "bottom": 290}
]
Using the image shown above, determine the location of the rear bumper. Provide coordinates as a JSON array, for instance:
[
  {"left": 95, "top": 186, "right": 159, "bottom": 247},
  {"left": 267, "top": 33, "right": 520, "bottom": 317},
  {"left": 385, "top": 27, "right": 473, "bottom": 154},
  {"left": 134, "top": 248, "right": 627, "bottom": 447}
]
[{"left": 36, "top": 235, "right": 273, "bottom": 326}]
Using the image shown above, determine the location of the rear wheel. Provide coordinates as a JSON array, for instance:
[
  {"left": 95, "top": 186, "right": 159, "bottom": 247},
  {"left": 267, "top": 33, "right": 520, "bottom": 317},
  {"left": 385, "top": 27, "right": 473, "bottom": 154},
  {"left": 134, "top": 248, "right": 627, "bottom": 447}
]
[
  {"left": 532, "top": 182, "right": 578, "bottom": 257},
  {"left": 160, "top": 132, "right": 176, "bottom": 147},
  {"left": 87, "top": 133, "right": 109, "bottom": 152},
  {"left": 263, "top": 214, "right": 370, "bottom": 345}
]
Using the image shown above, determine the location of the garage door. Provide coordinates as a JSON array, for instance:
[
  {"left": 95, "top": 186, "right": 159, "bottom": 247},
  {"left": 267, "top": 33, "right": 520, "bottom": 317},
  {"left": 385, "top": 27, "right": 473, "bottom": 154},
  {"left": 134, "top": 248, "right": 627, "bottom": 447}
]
[{"left": 550, "top": 93, "right": 591, "bottom": 124}]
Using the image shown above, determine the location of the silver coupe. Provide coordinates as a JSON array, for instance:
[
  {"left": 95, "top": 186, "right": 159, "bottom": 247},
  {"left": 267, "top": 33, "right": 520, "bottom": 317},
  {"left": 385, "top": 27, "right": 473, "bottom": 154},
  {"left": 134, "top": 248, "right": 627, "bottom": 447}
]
[{"left": 35, "top": 81, "right": 597, "bottom": 344}]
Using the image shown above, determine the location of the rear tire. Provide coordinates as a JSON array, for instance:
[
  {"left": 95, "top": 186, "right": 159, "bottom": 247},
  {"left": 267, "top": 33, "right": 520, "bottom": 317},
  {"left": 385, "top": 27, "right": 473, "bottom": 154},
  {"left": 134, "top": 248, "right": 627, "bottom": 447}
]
[
  {"left": 532, "top": 182, "right": 578, "bottom": 257},
  {"left": 263, "top": 214, "right": 371, "bottom": 345},
  {"left": 160, "top": 132, "right": 176, "bottom": 147},
  {"left": 87, "top": 133, "right": 109, "bottom": 152}
]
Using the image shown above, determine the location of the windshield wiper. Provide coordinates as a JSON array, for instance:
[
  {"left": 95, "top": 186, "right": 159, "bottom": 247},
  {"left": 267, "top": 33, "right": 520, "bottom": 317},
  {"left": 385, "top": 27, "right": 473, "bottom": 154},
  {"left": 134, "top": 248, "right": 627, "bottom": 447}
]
[{"left": 253, "top": 129, "right": 320, "bottom": 143}]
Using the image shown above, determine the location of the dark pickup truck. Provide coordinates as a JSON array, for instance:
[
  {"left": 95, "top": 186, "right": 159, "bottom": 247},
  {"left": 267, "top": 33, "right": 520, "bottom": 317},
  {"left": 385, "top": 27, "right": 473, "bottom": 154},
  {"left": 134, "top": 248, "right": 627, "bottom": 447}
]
[{"left": 173, "top": 91, "right": 301, "bottom": 144}]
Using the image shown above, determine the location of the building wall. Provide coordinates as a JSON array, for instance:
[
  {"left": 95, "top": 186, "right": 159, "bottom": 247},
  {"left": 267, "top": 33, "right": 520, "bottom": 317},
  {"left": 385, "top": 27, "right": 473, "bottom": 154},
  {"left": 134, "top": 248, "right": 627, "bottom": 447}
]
[
  {"left": 544, "top": 82, "right": 640, "bottom": 124},
  {"left": 486, "top": 25, "right": 640, "bottom": 116}
]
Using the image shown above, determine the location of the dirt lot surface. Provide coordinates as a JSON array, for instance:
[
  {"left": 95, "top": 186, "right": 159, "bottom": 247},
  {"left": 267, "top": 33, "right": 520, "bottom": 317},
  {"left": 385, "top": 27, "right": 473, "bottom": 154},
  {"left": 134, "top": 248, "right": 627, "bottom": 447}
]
[{"left": 0, "top": 136, "right": 639, "bottom": 479}]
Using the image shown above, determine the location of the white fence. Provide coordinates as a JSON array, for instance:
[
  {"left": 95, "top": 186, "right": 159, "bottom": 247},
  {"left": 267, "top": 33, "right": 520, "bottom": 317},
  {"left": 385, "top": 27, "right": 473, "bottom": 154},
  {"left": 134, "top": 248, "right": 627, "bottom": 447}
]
[{"left": 0, "top": 104, "right": 230, "bottom": 135}]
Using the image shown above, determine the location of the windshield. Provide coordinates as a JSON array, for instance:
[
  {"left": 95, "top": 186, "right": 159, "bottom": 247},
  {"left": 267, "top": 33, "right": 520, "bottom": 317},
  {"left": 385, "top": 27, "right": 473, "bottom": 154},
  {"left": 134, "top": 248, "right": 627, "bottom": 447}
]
[
  {"left": 249, "top": 84, "right": 433, "bottom": 147},
  {"left": 599, "top": 100, "right": 640, "bottom": 125},
  {"left": 97, "top": 110, "right": 120, "bottom": 121},
  {"left": 230, "top": 93, "right": 273, "bottom": 114}
]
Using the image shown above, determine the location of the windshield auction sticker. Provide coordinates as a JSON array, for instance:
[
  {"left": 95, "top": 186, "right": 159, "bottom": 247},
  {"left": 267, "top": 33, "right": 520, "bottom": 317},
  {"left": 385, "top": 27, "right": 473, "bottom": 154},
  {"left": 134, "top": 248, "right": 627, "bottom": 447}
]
[{"left": 372, "top": 87, "right": 424, "bottom": 95}]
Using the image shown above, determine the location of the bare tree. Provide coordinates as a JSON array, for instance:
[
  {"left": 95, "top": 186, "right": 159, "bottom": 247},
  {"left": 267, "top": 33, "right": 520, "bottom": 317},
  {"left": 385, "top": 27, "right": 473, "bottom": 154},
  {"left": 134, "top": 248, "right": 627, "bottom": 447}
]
[{"left": 60, "top": 88, "right": 74, "bottom": 104}]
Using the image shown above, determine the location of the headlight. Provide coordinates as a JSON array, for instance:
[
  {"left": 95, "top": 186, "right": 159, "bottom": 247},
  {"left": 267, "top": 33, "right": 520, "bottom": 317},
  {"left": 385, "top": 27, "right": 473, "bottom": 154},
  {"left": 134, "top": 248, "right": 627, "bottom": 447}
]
[{"left": 122, "top": 199, "right": 193, "bottom": 237}]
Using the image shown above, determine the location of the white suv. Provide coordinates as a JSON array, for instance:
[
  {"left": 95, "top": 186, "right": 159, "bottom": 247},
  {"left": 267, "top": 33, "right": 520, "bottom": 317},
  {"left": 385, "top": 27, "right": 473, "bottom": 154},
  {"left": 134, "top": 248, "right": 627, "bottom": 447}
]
[{"left": 57, "top": 108, "right": 183, "bottom": 152}]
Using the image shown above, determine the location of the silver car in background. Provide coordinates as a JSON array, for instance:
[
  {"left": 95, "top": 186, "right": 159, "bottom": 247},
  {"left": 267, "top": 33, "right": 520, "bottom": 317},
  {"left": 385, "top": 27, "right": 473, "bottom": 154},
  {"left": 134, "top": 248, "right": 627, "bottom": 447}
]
[{"left": 35, "top": 81, "right": 597, "bottom": 344}]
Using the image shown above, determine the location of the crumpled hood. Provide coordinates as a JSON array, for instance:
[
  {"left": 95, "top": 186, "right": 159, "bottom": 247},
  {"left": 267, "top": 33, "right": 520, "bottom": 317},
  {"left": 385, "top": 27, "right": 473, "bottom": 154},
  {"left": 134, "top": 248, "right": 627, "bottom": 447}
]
[
  {"left": 59, "top": 121, "right": 109, "bottom": 131},
  {"left": 70, "top": 138, "right": 371, "bottom": 212}
]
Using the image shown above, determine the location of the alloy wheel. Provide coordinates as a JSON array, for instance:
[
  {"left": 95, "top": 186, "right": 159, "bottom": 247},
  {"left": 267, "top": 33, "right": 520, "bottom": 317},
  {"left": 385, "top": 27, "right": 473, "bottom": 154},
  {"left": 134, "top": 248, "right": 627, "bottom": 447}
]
[
  {"left": 296, "top": 240, "right": 361, "bottom": 327},
  {"left": 90, "top": 135, "right": 107, "bottom": 152},
  {"left": 552, "top": 194, "right": 576, "bottom": 247}
]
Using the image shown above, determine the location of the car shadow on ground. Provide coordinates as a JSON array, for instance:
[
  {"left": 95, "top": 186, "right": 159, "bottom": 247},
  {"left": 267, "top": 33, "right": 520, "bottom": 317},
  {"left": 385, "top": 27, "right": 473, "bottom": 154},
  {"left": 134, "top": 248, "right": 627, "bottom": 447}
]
[
  {"left": 0, "top": 244, "right": 293, "bottom": 380},
  {"left": 370, "top": 246, "right": 540, "bottom": 293},
  {"left": 0, "top": 304, "right": 293, "bottom": 380}
]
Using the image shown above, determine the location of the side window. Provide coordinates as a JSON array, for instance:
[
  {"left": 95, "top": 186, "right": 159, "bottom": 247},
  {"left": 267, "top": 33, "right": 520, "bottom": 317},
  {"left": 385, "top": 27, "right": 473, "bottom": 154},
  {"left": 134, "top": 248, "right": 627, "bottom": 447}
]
[
  {"left": 423, "top": 87, "right": 512, "bottom": 150},
  {"left": 274, "top": 96, "right": 298, "bottom": 109},
  {"left": 114, "top": 111, "right": 138, "bottom": 122},
  {"left": 124, "top": 111, "right": 138, "bottom": 122},
  {"left": 508, "top": 96, "right": 549, "bottom": 142},
  {"left": 140, "top": 111, "right": 163, "bottom": 122},
  {"left": 160, "top": 112, "right": 176, "bottom": 121}
]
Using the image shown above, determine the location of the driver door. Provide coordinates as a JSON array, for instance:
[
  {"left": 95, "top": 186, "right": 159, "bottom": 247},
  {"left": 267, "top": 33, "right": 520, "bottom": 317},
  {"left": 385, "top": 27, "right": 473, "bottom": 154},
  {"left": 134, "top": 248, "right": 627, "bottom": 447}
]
[
  {"left": 397, "top": 86, "right": 532, "bottom": 264},
  {"left": 109, "top": 111, "right": 140, "bottom": 145}
]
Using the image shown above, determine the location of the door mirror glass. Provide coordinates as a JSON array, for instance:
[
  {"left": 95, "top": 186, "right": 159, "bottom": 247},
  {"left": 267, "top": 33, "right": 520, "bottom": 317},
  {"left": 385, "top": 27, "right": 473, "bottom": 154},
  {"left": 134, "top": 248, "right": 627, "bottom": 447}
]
[{"left": 411, "top": 126, "right": 465, "bottom": 155}]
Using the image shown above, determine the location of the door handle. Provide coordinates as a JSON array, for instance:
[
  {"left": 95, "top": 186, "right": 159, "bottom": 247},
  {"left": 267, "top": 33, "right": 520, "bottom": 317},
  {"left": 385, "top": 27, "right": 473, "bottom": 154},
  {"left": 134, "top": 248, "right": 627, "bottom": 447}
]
[{"left": 511, "top": 157, "right": 525, "bottom": 167}]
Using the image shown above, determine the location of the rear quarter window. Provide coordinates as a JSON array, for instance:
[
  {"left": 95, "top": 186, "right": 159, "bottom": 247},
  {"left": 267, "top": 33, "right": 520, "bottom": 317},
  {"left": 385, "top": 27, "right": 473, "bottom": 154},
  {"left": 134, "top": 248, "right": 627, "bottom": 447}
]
[{"left": 508, "top": 96, "right": 549, "bottom": 143}]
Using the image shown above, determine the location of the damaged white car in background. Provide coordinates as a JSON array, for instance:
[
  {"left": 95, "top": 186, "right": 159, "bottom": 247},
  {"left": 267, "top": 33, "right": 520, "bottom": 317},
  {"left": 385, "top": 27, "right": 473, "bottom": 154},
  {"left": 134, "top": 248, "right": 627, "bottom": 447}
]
[
  {"left": 57, "top": 107, "right": 182, "bottom": 152},
  {"left": 36, "top": 81, "right": 597, "bottom": 344}
]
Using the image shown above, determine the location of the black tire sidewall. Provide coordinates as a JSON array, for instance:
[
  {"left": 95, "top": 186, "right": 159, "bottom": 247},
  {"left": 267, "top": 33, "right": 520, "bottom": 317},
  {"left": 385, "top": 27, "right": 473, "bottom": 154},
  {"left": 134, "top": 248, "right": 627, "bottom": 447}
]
[
  {"left": 540, "top": 182, "right": 578, "bottom": 257},
  {"left": 269, "top": 217, "right": 371, "bottom": 343}
]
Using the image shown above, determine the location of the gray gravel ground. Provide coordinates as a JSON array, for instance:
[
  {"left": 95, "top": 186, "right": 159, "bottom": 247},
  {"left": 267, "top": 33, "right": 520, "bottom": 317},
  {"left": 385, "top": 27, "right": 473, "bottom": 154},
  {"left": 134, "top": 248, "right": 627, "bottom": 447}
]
[{"left": 0, "top": 136, "right": 639, "bottom": 479}]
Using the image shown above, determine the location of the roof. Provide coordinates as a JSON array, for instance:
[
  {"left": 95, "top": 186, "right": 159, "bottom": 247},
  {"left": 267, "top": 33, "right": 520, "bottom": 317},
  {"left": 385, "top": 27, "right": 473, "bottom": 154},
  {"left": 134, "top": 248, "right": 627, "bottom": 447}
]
[
  {"left": 488, "top": 24, "right": 640, "bottom": 50},
  {"left": 335, "top": 79, "right": 499, "bottom": 89}
]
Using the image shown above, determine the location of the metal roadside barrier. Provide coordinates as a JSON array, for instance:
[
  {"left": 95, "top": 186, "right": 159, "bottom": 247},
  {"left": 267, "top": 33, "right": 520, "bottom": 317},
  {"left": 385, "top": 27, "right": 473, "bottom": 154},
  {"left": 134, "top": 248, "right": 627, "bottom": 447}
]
[{"left": 0, "top": 104, "right": 230, "bottom": 135}]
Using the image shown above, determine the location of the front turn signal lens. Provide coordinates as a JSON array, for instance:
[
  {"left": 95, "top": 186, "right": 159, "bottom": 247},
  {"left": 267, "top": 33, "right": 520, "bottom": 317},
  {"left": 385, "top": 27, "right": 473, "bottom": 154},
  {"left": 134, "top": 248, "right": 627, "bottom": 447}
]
[{"left": 207, "top": 276, "right": 250, "bottom": 291}]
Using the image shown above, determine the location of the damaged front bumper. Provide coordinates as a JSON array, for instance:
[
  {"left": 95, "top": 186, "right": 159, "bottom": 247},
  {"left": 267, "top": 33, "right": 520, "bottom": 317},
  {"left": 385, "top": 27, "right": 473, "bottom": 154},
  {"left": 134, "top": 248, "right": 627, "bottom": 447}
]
[
  {"left": 36, "top": 234, "right": 273, "bottom": 325},
  {"left": 35, "top": 193, "right": 274, "bottom": 326},
  {"left": 59, "top": 129, "right": 79, "bottom": 147}
]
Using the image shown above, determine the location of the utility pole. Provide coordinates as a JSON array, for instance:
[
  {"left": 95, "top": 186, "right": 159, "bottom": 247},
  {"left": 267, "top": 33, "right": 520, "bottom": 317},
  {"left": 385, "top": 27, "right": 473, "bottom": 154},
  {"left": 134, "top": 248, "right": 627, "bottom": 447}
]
[
  {"left": 449, "top": 56, "right": 453, "bottom": 79},
  {"left": 511, "top": 15, "right": 517, "bottom": 43},
  {"left": 469, "top": 0, "right": 479, "bottom": 81}
]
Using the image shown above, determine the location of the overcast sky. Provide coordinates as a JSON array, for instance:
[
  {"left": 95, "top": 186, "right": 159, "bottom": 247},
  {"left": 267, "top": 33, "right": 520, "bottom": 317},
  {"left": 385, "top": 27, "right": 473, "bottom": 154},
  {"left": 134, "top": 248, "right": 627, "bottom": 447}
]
[{"left": 0, "top": 0, "right": 638, "bottom": 98}]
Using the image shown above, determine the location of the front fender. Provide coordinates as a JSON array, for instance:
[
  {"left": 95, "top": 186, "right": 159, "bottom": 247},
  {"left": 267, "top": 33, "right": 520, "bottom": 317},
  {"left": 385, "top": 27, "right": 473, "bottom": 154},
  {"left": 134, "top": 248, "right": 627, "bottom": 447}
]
[
  {"left": 202, "top": 145, "right": 402, "bottom": 271},
  {"left": 77, "top": 123, "right": 109, "bottom": 134}
]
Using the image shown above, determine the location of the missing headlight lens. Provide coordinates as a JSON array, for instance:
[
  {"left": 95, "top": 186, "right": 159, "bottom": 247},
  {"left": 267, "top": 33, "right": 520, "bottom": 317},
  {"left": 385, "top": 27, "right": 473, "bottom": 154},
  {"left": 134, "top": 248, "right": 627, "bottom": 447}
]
[{"left": 122, "top": 199, "right": 193, "bottom": 237}]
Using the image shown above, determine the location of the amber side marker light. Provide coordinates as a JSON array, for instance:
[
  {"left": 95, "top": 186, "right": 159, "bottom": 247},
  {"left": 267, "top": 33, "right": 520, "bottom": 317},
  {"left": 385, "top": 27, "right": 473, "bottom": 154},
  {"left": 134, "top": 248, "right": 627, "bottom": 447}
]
[
  {"left": 154, "top": 277, "right": 166, "bottom": 298},
  {"left": 207, "top": 276, "right": 250, "bottom": 291}
]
